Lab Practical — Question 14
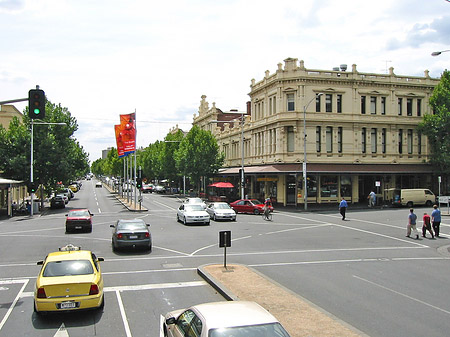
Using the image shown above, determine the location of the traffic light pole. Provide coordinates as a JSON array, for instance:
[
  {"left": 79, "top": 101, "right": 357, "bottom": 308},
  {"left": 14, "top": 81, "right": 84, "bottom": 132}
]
[{"left": 30, "top": 120, "right": 34, "bottom": 216}]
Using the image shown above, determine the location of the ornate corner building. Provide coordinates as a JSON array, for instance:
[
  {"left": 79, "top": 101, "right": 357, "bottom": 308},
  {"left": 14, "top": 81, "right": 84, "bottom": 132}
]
[{"left": 194, "top": 58, "right": 440, "bottom": 206}]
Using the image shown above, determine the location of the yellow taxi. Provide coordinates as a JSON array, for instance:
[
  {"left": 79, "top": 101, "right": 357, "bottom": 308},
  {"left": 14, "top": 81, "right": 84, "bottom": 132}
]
[{"left": 34, "top": 244, "right": 104, "bottom": 315}]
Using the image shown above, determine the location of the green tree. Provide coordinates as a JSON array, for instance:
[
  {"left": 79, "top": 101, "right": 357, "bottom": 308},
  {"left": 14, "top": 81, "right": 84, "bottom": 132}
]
[
  {"left": 0, "top": 100, "right": 90, "bottom": 193},
  {"left": 418, "top": 69, "right": 450, "bottom": 175},
  {"left": 174, "top": 125, "right": 224, "bottom": 192},
  {"left": 162, "top": 130, "right": 185, "bottom": 185},
  {"left": 139, "top": 141, "right": 164, "bottom": 181}
]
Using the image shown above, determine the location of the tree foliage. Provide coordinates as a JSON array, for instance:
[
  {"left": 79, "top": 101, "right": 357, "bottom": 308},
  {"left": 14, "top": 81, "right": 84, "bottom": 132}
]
[
  {"left": 0, "top": 100, "right": 90, "bottom": 193},
  {"left": 418, "top": 69, "right": 450, "bottom": 174}
]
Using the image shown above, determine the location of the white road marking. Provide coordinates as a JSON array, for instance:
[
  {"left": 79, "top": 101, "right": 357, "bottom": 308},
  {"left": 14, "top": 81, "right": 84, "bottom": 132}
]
[
  {"left": 0, "top": 279, "right": 29, "bottom": 331},
  {"left": 116, "top": 290, "right": 133, "bottom": 337},
  {"left": 160, "top": 315, "right": 165, "bottom": 337},
  {"left": 353, "top": 275, "right": 450, "bottom": 315},
  {"left": 53, "top": 323, "right": 69, "bottom": 337}
]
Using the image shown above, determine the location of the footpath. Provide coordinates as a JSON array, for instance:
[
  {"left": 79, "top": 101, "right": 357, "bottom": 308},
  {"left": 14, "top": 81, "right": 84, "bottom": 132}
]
[{"left": 198, "top": 264, "right": 367, "bottom": 337}]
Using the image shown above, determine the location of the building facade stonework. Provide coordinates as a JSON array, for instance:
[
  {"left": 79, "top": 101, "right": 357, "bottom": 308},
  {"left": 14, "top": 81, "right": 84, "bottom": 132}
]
[{"left": 194, "top": 58, "right": 440, "bottom": 206}]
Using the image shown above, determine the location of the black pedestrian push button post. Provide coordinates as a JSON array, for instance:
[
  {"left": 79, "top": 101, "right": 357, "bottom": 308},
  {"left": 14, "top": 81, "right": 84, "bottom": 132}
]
[{"left": 219, "top": 231, "right": 231, "bottom": 269}]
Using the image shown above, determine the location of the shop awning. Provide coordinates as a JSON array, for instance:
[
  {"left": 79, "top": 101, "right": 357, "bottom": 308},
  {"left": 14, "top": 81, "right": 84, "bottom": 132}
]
[{"left": 208, "top": 182, "right": 235, "bottom": 188}]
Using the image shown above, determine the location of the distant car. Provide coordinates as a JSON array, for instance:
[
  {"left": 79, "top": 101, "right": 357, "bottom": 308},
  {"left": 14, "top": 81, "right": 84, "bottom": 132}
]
[
  {"left": 34, "top": 244, "right": 104, "bottom": 315},
  {"left": 110, "top": 219, "right": 152, "bottom": 251},
  {"left": 50, "top": 195, "right": 65, "bottom": 209},
  {"left": 183, "top": 197, "right": 207, "bottom": 209},
  {"left": 95, "top": 182, "right": 102, "bottom": 188},
  {"left": 206, "top": 202, "right": 236, "bottom": 221},
  {"left": 65, "top": 209, "right": 93, "bottom": 233},
  {"left": 230, "top": 199, "right": 273, "bottom": 215},
  {"left": 141, "top": 184, "right": 153, "bottom": 193},
  {"left": 68, "top": 184, "right": 78, "bottom": 193},
  {"left": 154, "top": 185, "right": 166, "bottom": 193},
  {"left": 58, "top": 188, "right": 74, "bottom": 200},
  {"left": 57, "top": 194, "right": 69, "bottom": 204},
  {"left": 177, "top": 204, "right": 210, "bottom": 225},
  {"left": 163, "top": 301, "right": 291, "bottom": 337}
]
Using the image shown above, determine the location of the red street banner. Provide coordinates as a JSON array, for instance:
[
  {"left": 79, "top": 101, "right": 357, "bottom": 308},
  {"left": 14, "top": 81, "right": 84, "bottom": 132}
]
[
  {"left": 114, "top": 125, "right": 125, "bottom": 157},
  {"left": 119, "top": 113, "right": 136, "bottom": 155}
]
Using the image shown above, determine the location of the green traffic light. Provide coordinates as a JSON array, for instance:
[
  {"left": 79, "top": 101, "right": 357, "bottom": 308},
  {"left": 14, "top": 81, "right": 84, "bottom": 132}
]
[{"left": 34, "top": 108, "right": 40, "bottom": 115}]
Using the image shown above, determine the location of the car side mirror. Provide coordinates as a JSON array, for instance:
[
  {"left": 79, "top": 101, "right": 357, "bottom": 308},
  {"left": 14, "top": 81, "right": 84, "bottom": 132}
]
[
  {"left": 37, "top": 261, "right": 43, "bottom": 265},
  {"left": 65, "top": 214, "right": 68, "bottom": 217},
  {"left": 110, "top": 225, "right": 115, "bottom": 228},
  {"left": 165, "top": 317, "right": 176, "bottom": 325},
  {"left": 146, "top": 224, "right": 150, "bottom": 227},
  {"left": 97, "top": 257, "right": 105, "bottom": 262}
]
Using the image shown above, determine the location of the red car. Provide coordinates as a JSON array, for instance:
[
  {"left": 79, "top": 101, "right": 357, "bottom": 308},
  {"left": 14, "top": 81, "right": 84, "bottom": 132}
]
[
  {"left": 65, "top": 209, "right": 93, "bottom": 233},
  {"left": 230, "top": 199, "right": 273, "bottom": 215}
]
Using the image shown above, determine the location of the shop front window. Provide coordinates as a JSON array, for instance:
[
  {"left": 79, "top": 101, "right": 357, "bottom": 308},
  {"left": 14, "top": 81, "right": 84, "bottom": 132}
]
[
  {"left": 307, "top": 175, "right": 317, "bottom": 198},
  {"left": 340, "top": 176, "right": 352, "bottom": 197},
  {"left": 320, "top": 176, "right": 338, "bottom": 198}
]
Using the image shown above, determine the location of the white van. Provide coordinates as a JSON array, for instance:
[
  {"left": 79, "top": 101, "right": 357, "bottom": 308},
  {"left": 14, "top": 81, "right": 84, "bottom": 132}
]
[{"left": 390, "top": 188, "right": 436, "bottom": 207}]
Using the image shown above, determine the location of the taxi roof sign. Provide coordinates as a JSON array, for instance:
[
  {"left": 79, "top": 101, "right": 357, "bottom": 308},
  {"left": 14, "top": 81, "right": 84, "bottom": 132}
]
[{"left": 59, "top": 244, "right": 81, "bottom": 252}]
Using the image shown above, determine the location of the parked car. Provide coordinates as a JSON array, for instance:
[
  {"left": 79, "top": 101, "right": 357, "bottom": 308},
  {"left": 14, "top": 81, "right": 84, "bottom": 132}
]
[
  {"left": 34, "top": 244, "right": 104, "bottom": 315},
  {"left": 230, "top": 199, "right": 273, "bottom": 214},
  {"left": 65, "top": 209, "right": 93, "bottom": 233},
  {"left": 50, "top": 195, "right": 65, "bottom": 209},
  {"left": 387, "top": 188, "right": 437, "bottom": 207},
  {"left": 58, "top": 188, "right": 74, "bottom": 200},
  {"left": 58, "top": 194, "right": 69, "bottom": 204},
  {"left": 163, "top": 301, "right": 291, "bottom": 337},
  {"left": 68, "top": 184, "right": 78, "bottom": 193},
  {"left": 141, "top": 184, "right": 153, "bottom": 193},
  {"left": 110, "top": 219, "right": 152, "bottom": 251},
  {"left": 95, "top": 182, "right": 102, "bottom": 188},
  {"left": 154, "top": 185, "right": 166, "bottom": 193},
  {"left": 206, "top": 202, "right": 236, "bottom": 221},
  {"left": 177, "top": 204, "right": 210, "bottom": 225},
  {"left": 183, "top": 197, "right": 207, "bottom": 209}
]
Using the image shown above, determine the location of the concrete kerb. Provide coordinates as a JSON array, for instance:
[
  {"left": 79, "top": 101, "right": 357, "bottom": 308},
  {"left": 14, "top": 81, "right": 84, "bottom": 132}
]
[{"left": 197, "top": 264, "right": 239, "bottom": 301}]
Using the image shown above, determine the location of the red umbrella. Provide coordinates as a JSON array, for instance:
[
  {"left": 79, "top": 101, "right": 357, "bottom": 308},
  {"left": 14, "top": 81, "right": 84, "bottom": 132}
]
[{"left": 208, "top": 182, "right": 234, "bottom": 188}]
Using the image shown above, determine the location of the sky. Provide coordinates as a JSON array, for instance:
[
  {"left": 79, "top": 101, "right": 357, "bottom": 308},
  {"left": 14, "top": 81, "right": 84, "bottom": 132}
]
[{"left": 1, "top": 0, "right": 450, "bottom": 163}]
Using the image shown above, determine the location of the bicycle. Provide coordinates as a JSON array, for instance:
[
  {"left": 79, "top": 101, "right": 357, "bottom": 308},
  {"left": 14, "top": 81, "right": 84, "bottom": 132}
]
[{"left": 262, "top": 210, "right": 273, "bottom": 221}]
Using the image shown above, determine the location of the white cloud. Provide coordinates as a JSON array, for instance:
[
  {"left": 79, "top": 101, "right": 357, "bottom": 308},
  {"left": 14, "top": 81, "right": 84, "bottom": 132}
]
[{"left": 2, "top": 0, "right": 450, "bottom": 162}]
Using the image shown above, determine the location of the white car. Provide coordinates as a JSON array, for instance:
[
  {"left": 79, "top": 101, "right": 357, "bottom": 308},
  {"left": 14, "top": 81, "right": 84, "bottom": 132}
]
[
  {"left": 206, "top": 202, "right": 236, "bottom": 221},
  {"left": 183, "top": 197, "right": 207, "bottom": 209},
  {"left": 177, "top": 204, "right": 210, "bottom": 225},
  {"left": 163, "top": 301, "right": 291, "bottom": 337}
]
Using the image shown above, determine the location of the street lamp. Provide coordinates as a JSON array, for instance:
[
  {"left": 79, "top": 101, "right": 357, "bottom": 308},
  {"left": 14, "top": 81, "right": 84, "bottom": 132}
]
[
  {"left": 303, "top": 93, "right": 322, "bottom": 211},
  {"left": 210, "top": 109, "right": 246, "bottom": 199},
  {"left": 431, "top": 49, "right": 450, "bottom": 56}
]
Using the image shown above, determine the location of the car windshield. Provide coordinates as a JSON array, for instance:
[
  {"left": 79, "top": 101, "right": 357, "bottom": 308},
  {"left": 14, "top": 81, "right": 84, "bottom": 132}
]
[
  {"left": 187, "top": 198, "right": 203, "bottom": 204},
  {"left": 117, "top": 221, "right": 147, "bottom": 230},
  {"left": 69, "top": 210, "right": 90, "bottom": 217},
  {"left": 209, "top": 323, "right": 290, "bottom": 337},
  {"left": 216, "top": 204, "right": 231, "bottom": 209},
  {"left": 43, "top": 260, "right": 94, "bottom": 277},
  {"left": 185, "top": 205, "right": 204, "bottom": 211}
]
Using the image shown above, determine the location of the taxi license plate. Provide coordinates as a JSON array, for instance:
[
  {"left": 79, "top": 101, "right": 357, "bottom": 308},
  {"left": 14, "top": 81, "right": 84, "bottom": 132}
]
[
  {"left": 75, "top": 226, "right": 82, "bottom": 229},
  {"left": 129, "top": 235, "right": 138, "bottom": 239},
  {"left": 60, "top": 302, "right": 76, "bottom": 309}
]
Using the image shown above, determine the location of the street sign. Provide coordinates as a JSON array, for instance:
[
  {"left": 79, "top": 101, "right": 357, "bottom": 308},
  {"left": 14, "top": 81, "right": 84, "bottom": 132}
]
[{"left": 219, "top": 231, "right": 231, "bottom": 248}]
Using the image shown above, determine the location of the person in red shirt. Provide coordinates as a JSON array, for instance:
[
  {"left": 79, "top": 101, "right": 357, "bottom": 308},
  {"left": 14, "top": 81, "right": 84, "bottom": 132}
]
[{"left": 422, "top": 212, "right": 434, "bottom": 239}]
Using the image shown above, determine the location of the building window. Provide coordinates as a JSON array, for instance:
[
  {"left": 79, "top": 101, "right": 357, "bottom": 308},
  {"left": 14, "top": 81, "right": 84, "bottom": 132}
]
[
  {"left": 417, "top": 99, "right": 422, "bottom": 117},
  {"left": 337, "top": 94, "right": 342, "bottom": 113},
  {"left": 326, "top": 94, "right": 332, "bottom": 112},
  {"left": 398, "top": 129, "right": 403, "bottom": 154},
  {"left": 362, "top": 127, "right": 367, "bottom": 154},
  {"left": 398, "top": 98, "right": 403, "bottom": 115},
  {"left": 320, "top": 176, "right": 338, "bottom": 198},
  {"left": 316, "top": 94, "right": 321, "bottom": 112},
  {"left": 326, "top": 126, "right": 333, "bottom": 153},
  {"left": 287, "top": 126, "right": 294, "bottom": 152},
  {"left": 418, "top": 131, "right": 422, "bottom": 154},
  {"left": 361, "top": 96, "right": 366, "bottom": 114},
  {"left": 370, "top": 96, "right": 377, "bottom": 114},
  {"left": 338, "top": 127, "right": 343, "bottom": 153},
  {"left": 371, "top": 128, "right": 377, "bottom": 153},
  {"left": 407, "top": 129, "right": 413, "bottom": 154},
  {"left": 381, "top": 97, "right": 386, "bottom": 115},
  {"left": 269, "top": 97, "right": 273, "bottom": 115},
  {"left": 287, "top": 93, "right": 295, "bottom": 111},
  {"left": 382, "top": 128, "right": 386, "bottom": 154},
  {"left": 407, "top": 98, "right": 412, "bottom": 116},
  {"left": 340, "top": 176, "right": 352, "bottom": 197},
  {"left": 316, "top": 126, "right": 321, "bottom": 152}
]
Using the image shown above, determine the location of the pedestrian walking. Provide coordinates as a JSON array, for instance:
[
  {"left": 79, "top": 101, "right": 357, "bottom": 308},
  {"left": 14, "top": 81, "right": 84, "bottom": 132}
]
[
  {"left": 431, "top": 204, "right": 442, "bottom": 237},
  {"left": 422, "top": 212, "right": 434, "bottom": 239},
  {"left": 368, "top": 191, "right": 376, "bottom": 208},
  {"left": 406, "top": 208, "right": 419, "bottom": 239},
  {"left": 339, "top": 197, "right": 348, "bottom": 220}
]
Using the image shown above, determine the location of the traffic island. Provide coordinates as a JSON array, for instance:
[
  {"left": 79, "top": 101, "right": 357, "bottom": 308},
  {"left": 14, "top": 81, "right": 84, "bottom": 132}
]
[
  {"left": 103, "top": 182, "right": 148, "bottom": 212},
  {"left": 198, "top": 264, "right": 367, "bottom": 337}
]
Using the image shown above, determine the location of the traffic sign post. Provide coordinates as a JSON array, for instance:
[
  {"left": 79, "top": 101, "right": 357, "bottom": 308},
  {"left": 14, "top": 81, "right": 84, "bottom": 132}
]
[{"left": 219, "top": 231, "right": 231, "bottom": 269}]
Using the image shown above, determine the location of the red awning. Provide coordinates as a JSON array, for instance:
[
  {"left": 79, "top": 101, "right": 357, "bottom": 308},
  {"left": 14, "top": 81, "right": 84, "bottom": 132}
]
[{"left": 208, "top": 182, "right": 234, "bottom": 188}]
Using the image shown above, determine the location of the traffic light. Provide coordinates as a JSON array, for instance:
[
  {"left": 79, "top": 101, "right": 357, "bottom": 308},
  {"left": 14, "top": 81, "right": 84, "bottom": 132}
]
[
  {"left": 136, "top": 178, "right": 142, "bottom": 189},
  {"left": 28, "top": 182, "right": 37, "bottom": 193},
  {"left": 28, "top": 89, "right": 46, "bottom": 119}
]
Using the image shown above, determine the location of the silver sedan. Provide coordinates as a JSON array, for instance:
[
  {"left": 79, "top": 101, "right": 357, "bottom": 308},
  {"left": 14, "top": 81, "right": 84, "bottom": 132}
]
[
  {"left": 177, "top": 204, "right": 210, "bottom": 225},
  {"left": 206, "top": 202, "right": 236, "bottom": 221}
]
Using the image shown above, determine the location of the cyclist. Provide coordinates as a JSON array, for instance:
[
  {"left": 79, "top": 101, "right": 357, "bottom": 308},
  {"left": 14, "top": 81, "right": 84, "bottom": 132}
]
[{"left": 263, "top": 197, "right": 272, "bottom": 220}]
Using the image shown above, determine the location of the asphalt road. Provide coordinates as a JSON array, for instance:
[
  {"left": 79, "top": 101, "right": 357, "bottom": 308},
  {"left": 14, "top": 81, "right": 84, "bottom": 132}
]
[{"left": 1, "top": 179, "right": 450, "bottom": 337}]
